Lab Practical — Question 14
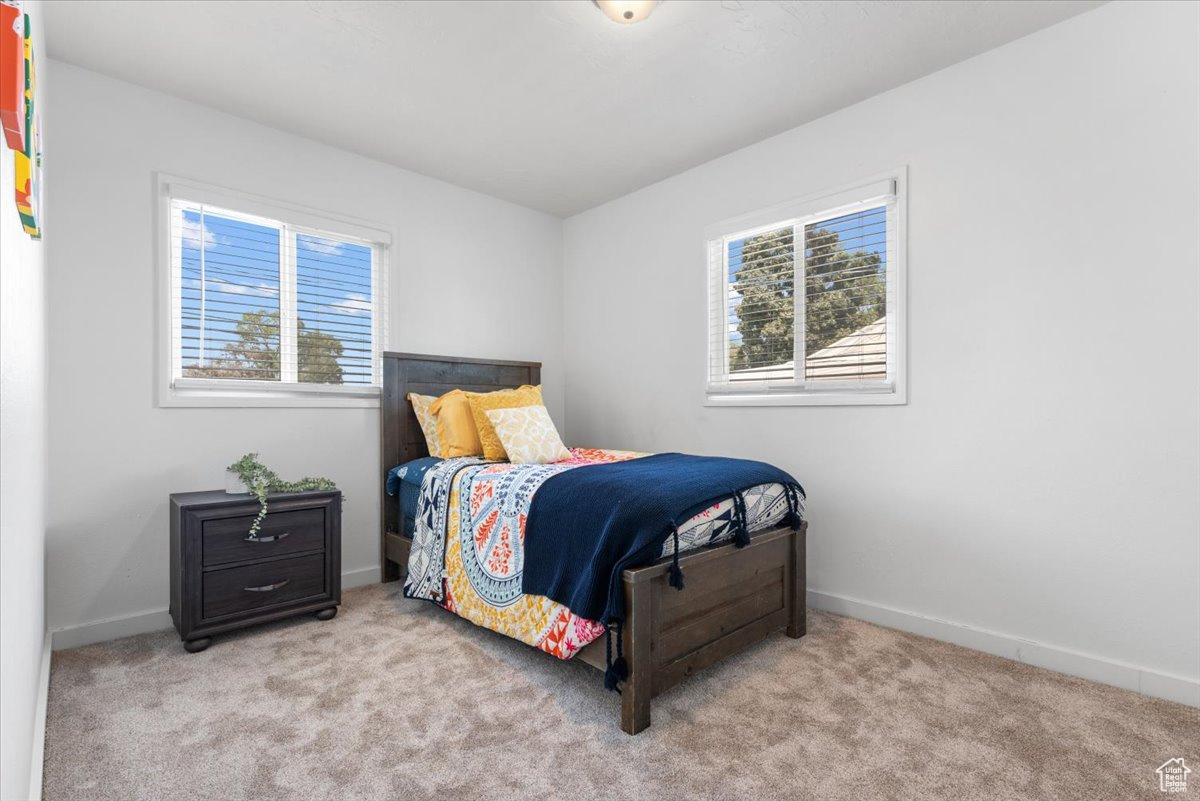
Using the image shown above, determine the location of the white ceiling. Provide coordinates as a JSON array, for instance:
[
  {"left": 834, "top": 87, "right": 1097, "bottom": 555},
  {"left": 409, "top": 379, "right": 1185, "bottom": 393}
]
[{"left": 45, "top": 0, "right": 1103, "bottom": 217}]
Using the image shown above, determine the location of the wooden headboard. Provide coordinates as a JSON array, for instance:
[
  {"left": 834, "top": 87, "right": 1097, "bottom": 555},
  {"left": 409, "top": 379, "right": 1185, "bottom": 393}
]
[{"left": 379, "top": 352, "right": 541, "bottom": 580}]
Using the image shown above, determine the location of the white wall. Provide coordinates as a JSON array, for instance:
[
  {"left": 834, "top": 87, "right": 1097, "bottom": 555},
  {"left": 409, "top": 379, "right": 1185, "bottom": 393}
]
[
  {"left": 563, "top": 0, "right": 1199, "bottom": 696},
  {"left": 43, "top": 61, "right": 563, "bottom": 640},
  {"left": 0, "top": 2, "right": 48, "bottom": 797}
]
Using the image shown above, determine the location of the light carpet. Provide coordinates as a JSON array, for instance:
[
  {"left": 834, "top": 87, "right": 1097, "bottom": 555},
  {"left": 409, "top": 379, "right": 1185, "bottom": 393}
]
[{"left": 43, "top": 583, "right": 1198, "bottom": 801}]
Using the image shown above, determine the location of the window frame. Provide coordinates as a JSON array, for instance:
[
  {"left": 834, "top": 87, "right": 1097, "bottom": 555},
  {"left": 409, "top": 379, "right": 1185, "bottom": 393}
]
[
  {"left": 704, "top": 168, "right": 907, "bottom": 407},
  {"left": 156, "top": 174, "right": 391, "bottom": 408}
]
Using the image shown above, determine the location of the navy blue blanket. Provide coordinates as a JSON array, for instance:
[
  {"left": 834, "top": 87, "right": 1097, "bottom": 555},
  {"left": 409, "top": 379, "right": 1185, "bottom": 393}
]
[
  {"left": 521, "top": 452, "right": 804, "bottom": 688},
  {"left": 385, "top": 458, "right": 443, "bottom": 538}
]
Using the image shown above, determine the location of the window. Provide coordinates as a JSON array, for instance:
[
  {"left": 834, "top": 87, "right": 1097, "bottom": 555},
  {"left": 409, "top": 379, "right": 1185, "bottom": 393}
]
[
  {"left": 706, "top": 171, "right": 906, "bottom": 406},
  {"left": 159, "top": 176, "right": 389, "bottom": 407}
]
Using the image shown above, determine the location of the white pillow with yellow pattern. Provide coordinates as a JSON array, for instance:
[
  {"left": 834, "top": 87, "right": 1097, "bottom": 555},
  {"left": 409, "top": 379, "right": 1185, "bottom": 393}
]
[
  {"left": 484, "top": 405, "right": 571, "bottom": 465},
  {"left": 407, "top": 392, "right": 443, "bottom": 458}
]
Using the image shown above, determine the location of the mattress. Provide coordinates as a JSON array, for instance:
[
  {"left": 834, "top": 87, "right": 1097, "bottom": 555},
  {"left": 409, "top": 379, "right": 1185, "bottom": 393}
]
[{"left": 387, "top": 448, "right": 797, "bottom": 659}]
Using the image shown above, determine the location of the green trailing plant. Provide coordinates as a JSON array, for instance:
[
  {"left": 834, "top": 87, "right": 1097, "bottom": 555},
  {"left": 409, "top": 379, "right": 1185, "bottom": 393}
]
[{"left": 228, "top": 453, "right": 336, "bottom": 538}]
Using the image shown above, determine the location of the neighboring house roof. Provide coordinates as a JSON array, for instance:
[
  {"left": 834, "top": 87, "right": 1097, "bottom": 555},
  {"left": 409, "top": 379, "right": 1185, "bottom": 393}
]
[{"left": 729, "top": 318, "right": 887, "bottom": 382}]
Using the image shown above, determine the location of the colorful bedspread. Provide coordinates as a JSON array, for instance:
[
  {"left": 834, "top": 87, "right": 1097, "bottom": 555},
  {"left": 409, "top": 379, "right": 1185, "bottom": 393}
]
[{"left": 403, "top": 448, "right": 796, "bottom": 659}]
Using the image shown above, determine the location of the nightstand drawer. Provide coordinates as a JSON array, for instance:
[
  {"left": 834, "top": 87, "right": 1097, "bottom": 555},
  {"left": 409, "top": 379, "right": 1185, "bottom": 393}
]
[
  {"left": 202, "top": 553, "right": 327, "bottom": 619},
  {"left": 202, "top": 508, "right": 326, "bottom": 566}
]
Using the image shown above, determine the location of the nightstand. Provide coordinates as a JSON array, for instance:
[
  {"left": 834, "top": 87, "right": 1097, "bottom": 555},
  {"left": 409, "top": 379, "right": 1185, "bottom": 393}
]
[{"left": 169, "top": 489, "right": 341, "bottom": 652}]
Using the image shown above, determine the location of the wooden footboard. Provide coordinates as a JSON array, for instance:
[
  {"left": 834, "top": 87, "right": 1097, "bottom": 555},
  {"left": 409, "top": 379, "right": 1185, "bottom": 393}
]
[{"left": 575, "top": 520, "right": 807, "bottom": 734}]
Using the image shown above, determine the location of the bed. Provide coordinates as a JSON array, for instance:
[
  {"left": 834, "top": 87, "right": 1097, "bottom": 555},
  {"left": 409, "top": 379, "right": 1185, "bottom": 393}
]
[{"left": 378, "top": 352, "right": 808, "bottom": 734}]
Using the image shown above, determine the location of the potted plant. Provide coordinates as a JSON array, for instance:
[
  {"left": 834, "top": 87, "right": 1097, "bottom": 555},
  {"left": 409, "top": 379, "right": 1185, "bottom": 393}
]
[{"left": 226, "top": 453, "right": 336, "bottom": 538}]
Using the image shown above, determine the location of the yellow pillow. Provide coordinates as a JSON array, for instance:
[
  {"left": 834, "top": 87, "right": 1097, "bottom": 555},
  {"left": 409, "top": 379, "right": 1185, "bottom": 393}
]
[
  {"left": 431, "top": 389, "right": 484, "bottom": 458},
  {"left": 485, "top": 405, "right": 572, "bottom": 465},
  {"left": 407, "top": 392, "right": 443, "bottom": 458},
  {"left": 466, "top": 385, "right": 543, "bottom": 461}
]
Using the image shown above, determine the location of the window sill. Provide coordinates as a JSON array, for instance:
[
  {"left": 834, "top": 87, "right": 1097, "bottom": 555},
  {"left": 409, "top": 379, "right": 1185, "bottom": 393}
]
[
  {"left": 704, "top": 389, "right": 906, "bottom": 407},
  {"left": 159, "top": 383, "right": 381, "bottom": 409}
]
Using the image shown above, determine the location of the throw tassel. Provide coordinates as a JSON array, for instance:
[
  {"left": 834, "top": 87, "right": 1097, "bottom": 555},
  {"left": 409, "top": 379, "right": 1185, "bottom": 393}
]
[
  {"left": 668, "top": 525, "right": 685, "bottom": 590},
  {"left": 603, "top": 621, "right": 629, "bottom": 693},
  {"left": 733, "top": 491, "right": 751, "bottom": 548},
  {"left": 785, "top": 485, "right": 803, "bottom": 530}
]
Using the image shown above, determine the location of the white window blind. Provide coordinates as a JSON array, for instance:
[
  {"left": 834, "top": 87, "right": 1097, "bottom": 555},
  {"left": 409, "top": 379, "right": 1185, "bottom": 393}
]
[
  {"left": 706, "top": 174, "right": 905, "bottom": 404},
  {"left": 167, "top": 193, "right": 385, "bottom": 398}
]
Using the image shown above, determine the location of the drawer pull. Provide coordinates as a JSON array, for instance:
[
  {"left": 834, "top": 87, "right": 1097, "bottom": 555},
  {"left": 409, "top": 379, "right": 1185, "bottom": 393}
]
[
  {"left": 245, "top": 531, "right": 291, "bottom": 544},
  {"left": 243, "top": 580, "right": 291, "bottom": 593}
]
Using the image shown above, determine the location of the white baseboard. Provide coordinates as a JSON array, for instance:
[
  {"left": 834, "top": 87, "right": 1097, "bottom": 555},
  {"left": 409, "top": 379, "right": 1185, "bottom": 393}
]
[
  {"left": 51, "top": 566, "right": 382, "bottom": 651},
  {"left": 51, "top": 607, "right": 173, "bottom": 651},
  {"left": 807, "top": 589, "right": 1200, "bottom": 708},
  {"left": 28, "top": 630, "right": 50, "bottom": 801},
  {"left": 340, "top": 566, "right": 379, "bottom": 589}
]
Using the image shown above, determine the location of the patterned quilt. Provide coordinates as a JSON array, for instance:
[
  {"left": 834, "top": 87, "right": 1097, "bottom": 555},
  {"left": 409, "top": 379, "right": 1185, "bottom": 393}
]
[{"left": 403, "top": 448, "right": 795, "bottom": 659}]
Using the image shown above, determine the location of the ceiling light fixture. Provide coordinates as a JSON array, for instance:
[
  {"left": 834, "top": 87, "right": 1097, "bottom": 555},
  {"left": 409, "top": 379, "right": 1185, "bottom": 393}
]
[{"left": 593, "top": 0, "right": 660, "bottom": 25}]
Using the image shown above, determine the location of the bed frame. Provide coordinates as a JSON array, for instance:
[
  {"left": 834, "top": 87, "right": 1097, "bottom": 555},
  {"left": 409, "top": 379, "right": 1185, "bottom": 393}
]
[{"left": 379, "top": 352, "right": 807, "bottom": 734}]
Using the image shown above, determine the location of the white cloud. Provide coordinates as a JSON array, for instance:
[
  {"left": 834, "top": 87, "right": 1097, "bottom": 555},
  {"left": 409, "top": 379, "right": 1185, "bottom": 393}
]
[
  {"left": 302, "top": 238, "right": 348, "bottom": 257},
  {"left": 207, "top": 277, "right": 278, "bottom": 298},
  {"left": 330, "top": 292, "right": 371, "bottom": 316},
  {"left": 179, "top": 216, "right": 234, "bottom": 249}
]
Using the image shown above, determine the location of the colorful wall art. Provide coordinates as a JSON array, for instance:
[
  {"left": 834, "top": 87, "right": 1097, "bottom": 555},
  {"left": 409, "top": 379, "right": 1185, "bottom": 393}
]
[
  {"left": 0, "top": 0, "right": 23, "bottom": 149},
  {"left": 1, "top": 0, "right": 40, "bottom": 239}
]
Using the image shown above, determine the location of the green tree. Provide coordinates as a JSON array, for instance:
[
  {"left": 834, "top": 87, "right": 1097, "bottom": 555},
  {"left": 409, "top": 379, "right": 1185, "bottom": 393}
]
[
  {"left": 733, "top": 227, "right": 795, "bottom": 369},
  {"left": 728, "top": 342, "right": 747, "bottom": 372},
  {"left": 732, "top": 224, "right": 885, "bottom": 371},
  {"left": 297, "top": 325, "right": 345, "bottom": 384},
  {"left": 184, "top": 309, "right": 344, "bottom": 384},
  {"left": 221, "top": 308, "right": 281, "bottom": 379},
  {"left": 803, "top": 226, "right": 885, "bottom": 355}
]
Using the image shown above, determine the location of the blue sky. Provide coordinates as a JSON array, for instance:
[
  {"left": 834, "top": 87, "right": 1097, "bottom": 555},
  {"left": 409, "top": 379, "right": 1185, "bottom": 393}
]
[
  {"left": 179, "top": 209, "right": 372, "bottom": 383},
  {"left": 725, "top": 205, "right": 888, "bottom": 349}
]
